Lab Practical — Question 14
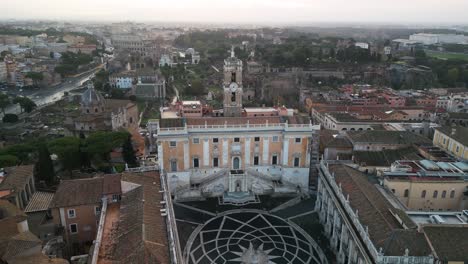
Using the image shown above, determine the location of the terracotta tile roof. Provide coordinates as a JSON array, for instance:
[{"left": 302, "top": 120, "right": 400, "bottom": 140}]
[
  {"left": 98, "top": 172, "right": 169, "bottom": 264},
  {"left": 0, "top": 200, "right": 25, "bottom": 219},
  {"left": 24, "top": 192, "right": 55, "bottom": 213},
  {"left": 423, "top": 225, "right": 468, "bottom": 262},
  {"left": 346, "top": 130, "right": 431, "bottom": 145},
  {"left": 52, "top": 175, "right": 123, "bottom": 208},
  {"left": 1, "top": 231, "right": 41, "bottom": 262},
  {"left": 51, "top": 178, "right": 103, "bottom": 208},
  {"left": 328, "top": 165, "right": 431, "bottom": 256},
  {"left": 185, "top": 116, "right": 281, "bottom": 126},
  {"left": 121, "top": 171, "right": 169, "bottom": 263},
  {"left": 9, "top": 252, "right": 69, "bottom": 264},
  {"left": 102, "top": 174, "right": 122, "bottom": 195},
  {"left": 284, "top": 115, "right": 311, "bottom": 125},
  {"left": 159, "top": 118, "right": 184, "bottom": 128},
  {"left": 353, "top": 147, "right": 421, "bottom": 166},
  {"left": 105, "top": 99, "right": 135, "bottom": 112},
  {"left": 0, "top": 165, "right": 34, "bottom": 192},
  {"left": 0, "top": 201, "right": 27, "bottom": 240}
]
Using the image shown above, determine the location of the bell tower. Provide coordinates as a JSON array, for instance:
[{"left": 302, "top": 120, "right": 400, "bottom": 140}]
[{"left": 223, "top": 46, "right": 243, "bottom": 117}]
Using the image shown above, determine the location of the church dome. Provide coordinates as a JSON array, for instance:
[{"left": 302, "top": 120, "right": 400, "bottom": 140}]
[{"left": 81, "top": 82, "right": 105, "bottom": 107}]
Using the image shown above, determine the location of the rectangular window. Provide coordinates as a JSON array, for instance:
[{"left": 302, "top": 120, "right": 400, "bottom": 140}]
[
  {"left": 192, "top": 138, "right": 200, "bottom": 144},
  {"left": 169, "top": 141, "right": 177, "bottom": 147},
  {"left": 272, "top": 136, "right": 279, "bottom": 142},
  {"left": 295, "top": 138, "right": 301, "bottom": 143},
  {"left": 95, "top": 206, "right": 101, "bottom": 215},
  {"left": 213, "top": 158, "right": 219, "bottom": 167},
  {"left": 68, "top": 209, "right": 76, "bottom": 218},
  {"left": 69, "top": 224, "right": 78, "bottom": 234},
  {"left": 254, "top": 137, "right": 260, "bottom": 142},
  {"left": 294, "top": 157, "right": 300, "bottom": 167},
  {"left": 170, "top": 160, "right": 177, "bottom": 172},
  {"left": 231, "top": 92, "right": 236, "bottom": 102},
  {"left": 254, "top": 156, "right": 259, "bottom": 165},
  {"left": 193, "top": 158, "right": 199, "bottom": 168},
  {"left": 112, "top": 194, "right": 120, "bottom": 202},
  {"left": 213, "top": 138, "right": 219, "bottom": 143},
  {"left": 234, "top": 137, "right": 240, "bottom": 143},
  {"left": 272, "top": 155, "right": 278, "bottom": 165}
]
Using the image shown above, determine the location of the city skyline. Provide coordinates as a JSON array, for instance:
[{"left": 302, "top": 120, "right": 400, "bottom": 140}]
[{"left": 3, "top": 0, "right": 468, "bottom": 24}]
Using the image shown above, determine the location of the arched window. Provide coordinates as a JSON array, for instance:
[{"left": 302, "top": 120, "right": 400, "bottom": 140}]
[
  {"left": 421, "top": 190, "right": 426, "bottom": 198},
  {"left": 433, "top": 190, "right": 438, "bottom": 198},
  {"left": 442, "top": 190, "right": 447, "bottom": 198},
  {"left": 404, "top": 189, "right": 409, "bottom": 197},
  {"left": 450, "top": 190, "right": 455, "bottom": 198}
]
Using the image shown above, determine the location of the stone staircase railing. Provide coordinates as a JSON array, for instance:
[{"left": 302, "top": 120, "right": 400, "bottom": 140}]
[
  {"left": 246, "top": 168, "right": 298, "bottom": 190},
  {"left": 174, "top": 169, "right": 228, "bottom": 196}
]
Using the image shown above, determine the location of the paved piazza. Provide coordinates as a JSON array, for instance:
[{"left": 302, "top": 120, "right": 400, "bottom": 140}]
[{"left": 184, "top": 210, "right": 328, "bottom": 264}]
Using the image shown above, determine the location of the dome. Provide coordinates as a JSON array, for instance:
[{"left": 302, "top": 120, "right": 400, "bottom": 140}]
[{"left": 81, "top": 82, "right": 105, "bottom": 107}]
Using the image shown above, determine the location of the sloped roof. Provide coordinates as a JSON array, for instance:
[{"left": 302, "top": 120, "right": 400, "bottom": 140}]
[
  {"left": 9, "top": 252, "right": 69, "bottom": 264},
  {"left": 102, "top": 174, "right": 122, "bottom": 195},
  {"left": 121, "top": 171, "right": 169, "bottom": 263},
  {"left": 436, "top": 126, "right": 468, "bottom": 146},
  {"left": 97, "top": 172, "right": 169, "bottom": 264},
  {"left": 423, "top": 225, "right": 468, "bottom": 262},
  {"left": 24, "top": 192, "right": 55, "bottom": 213},
  {"left": 51, "top": 176, "right": 122, "bottom": 208},
  {"left": 353, "top": 147, "right": 422, "bottom": 166},
  {"left": 0, "top": 165, "right": 34, "bottom": 192},
  {"left": 347, "top": 130, "right": 431, "bottom": 145},
  {"left": 1, "top": 231, "right": 41, "bottom": 262},
  {"left": 81, "top": 86, "right": 105, "bottom": 107},
  {"left": 328, "top": 164, "right": 431, "bottom": 256},
  {"left": 51, "top": 178, "right": 103, "bottom": 208}
]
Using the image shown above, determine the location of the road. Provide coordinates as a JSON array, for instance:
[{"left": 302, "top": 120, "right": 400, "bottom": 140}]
[{"left": 4, "top": 66, "right": 102, "bottom": 115}]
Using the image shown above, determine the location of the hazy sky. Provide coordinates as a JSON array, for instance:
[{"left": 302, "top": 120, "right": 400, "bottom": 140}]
[{"left": 3, "top": 0, "right": 468, "bottom": 24}]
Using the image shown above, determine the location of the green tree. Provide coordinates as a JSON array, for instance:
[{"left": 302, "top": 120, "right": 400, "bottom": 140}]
[
  {"left": 84, "top": 131, "right": 129, "bottom": 165},
  {"left": 25, "top": 72, "right": 44, "bottom": 86},
  {"left": 2, "top": 113, "right": 18, "bottom": 123},
  {"left": 13, "top": 97, "right": 37, "bottom": 113},
  {"left": 35, "top": 144, "right": 55, "bottom": 185},
  {"left": 447, "top": 67, "right": 460, "bottom": 86},
  {"left": 48, "top": 137, "right": 82, "bottom": 175},
  {"left": 186, "top": 79, "right": 204, "bottom": 96},
  {"left": 0, "top": 155, "right": 18, "bottom": 167},
  {"left": 122, "top": 135, "right": 138, "bottom": 168},
  {"left": 0, "top": 93, "right": 10, "bottom": 114}
]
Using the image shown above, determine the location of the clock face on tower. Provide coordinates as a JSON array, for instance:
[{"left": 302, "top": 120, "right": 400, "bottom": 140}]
[{"left": 229, "top": 82, "right": 238, "bottom": 92}]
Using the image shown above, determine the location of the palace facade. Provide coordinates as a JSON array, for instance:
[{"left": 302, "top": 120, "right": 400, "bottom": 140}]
[{"left": 154, "top": 49, "right": 320, "bottom": 202}]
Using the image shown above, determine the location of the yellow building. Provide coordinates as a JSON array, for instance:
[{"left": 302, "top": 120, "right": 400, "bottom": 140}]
[
  {"left": 154, "top": 49, "right": 320, "bottom": 201},
  {"left": 433, "top": 126, "right": 468, "bottom": 160},
  {"left": 383, "top": 160, "right": 468, "bottom": 211}
]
